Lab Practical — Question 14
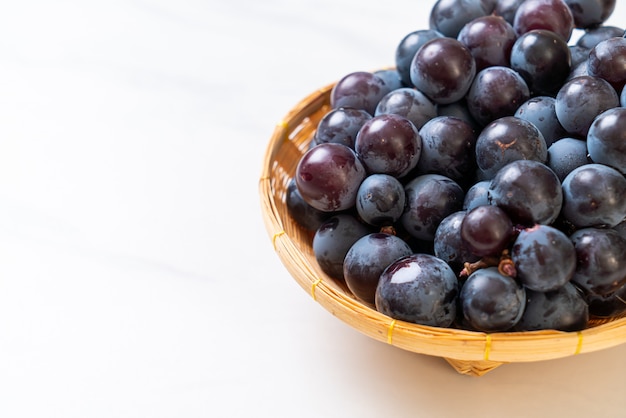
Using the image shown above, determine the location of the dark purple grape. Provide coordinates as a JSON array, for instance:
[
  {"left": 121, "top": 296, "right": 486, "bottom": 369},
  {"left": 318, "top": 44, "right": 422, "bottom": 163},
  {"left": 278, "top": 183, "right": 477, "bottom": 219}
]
[
  {"left": 587, "top": 107, "right": 626, "bottom": 175},
  {"left": 461, "top": 205, "right": 514, "bottom": 257},
  {"left": 554, "top": 75, "right": 619, "bottom": 137},
  {"left": 488, "top": 159, "right": 563, "bottom": 225},
  {"left": 585, "top": 280, "right": 626, "bottom": 318},
  {"left": 466, "top": 66, "right": 530, "bottom": 127},
  {"left": 429, "top": 0, "right": 490, "bottom": 38},
  {"left": 436, "top": 99, "right": 481, "bottom": 131},
  {"left": 434, "top": 211, "right": 481, "bottom": 273},
  {"left": 415, "top": 115, "right": 477, "bottom": 181},
  {"left": 512, "top": 224, "right": 576, "bottom": 292},
  {"left": 566, "top": 60, "right": 591, "bottom": 82},
  {"left": 564, "top": 0, "right": 616, "bottom": 29},
  {"left": 401, "top": 174, "right": 465, "bottom": 241},
  {"left": 343, "top": 233, "right": 413, "bottom": 305},
  {"left": 514, "top": 96, "right": 567, "bottom": 147},
  {"left": 475, "top": 116, "right": 547, "bottom": 178},
  {"left": 510, "top": 29, "right": 571, "bottom": 96},
  {"left": 295, "top": 143, "right": 367, "bottom": 212},
  {"left": 395, "top": 29, "right": 445, "bottom": 87},
  {"left": 313, "top": 107, "right": 372, "bottom": 149},
  {"left": 460, "top": 266, "right": 526, "bottom": 332},
  {"left": 374, "top": 69, "right": 404, "bottom": 91},
  {"left": 375, "top": 87, "right": 437, "bottom": 130},
  {"left": 286, "top": 178, "right": 331, "bottom": 231},
  {"left": 355, "top": 174, "right": 406, "bottom": 227},
  {"left": 313, "top": 214, "right": 371, "bottom": 280},
  {"left": 588, "top": 36, "right": 626, "bottom": 92},
  {"left": 457, "top": 14, "right": 518, "bottom": 71},
  {"left": 561, "top": 163, "right": 626, "bottom": 228},
  {"left": 547, "top": 137, "right": 589, "bottom": 181},
  {"left": 410, "top": 37, "right": 477, "bottom": 105},
  {"left": 375, "top": 253, "right": 459, "bottom": 327},
  {"left": 515, "top": 283, "right": 589, "bottom": 331},
  {"left": 330, "top": 71, "right": 391, "bottom": 115},
  {"left": 577, "top": 25, "right": 623, "bottom": 49},
  {"left": 463, "top": 180, "right": 491, "bottom": 211},
  {"left": 354, "top": 114, "right": 421, "bottom": 178},
  {"left": 513, "top": 0, "right": 575, "bottom": 42},
  {"left": 570, "top": 227, "right": 626, "bottom": 296}
]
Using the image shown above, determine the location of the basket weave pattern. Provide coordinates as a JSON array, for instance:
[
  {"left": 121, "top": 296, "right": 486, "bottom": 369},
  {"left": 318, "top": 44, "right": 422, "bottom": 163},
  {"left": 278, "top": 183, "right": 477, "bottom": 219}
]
[{"left": 259, "top": 83, "right": 626, "bottom": 376}]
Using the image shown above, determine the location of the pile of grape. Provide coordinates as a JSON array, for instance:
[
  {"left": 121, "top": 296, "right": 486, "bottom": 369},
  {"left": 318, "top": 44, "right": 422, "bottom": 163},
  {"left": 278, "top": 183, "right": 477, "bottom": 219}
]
[{"left": 286, "top": 0, "right": 626, "bottom": 333}]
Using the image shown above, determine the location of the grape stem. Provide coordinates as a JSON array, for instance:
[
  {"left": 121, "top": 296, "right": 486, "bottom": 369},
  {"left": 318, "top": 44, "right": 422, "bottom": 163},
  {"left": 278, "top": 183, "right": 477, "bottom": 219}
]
[{"left": 460, "top": 249, "right": 517, "bottom": 278}]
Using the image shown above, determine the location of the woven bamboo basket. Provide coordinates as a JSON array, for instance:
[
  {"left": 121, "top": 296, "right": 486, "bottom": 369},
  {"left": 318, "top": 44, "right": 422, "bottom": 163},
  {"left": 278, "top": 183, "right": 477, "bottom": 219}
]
[{"left": 258, "top": 80, "right": 626, "bottom": 377}]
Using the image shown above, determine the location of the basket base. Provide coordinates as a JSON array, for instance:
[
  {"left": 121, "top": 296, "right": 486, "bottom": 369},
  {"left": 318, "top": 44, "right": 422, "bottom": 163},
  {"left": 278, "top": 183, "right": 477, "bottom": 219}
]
[{"left": 444, "top": 358, "right": 504, "bottom": 377}]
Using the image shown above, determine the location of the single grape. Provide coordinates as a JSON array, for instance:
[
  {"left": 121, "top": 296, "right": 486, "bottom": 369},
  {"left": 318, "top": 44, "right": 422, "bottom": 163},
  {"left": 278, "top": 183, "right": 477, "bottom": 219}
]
[
  {"left": 354, "top": 113, "right": 421, "bottom": 178},
  {"left": 374, "top": 69, "right": 404, "bottom": 91},
  {"left": 343, "top": 233, "right": 413, "bottom": 305},
  {"left": 313, "top": 107, "right": 372, "bottom": 149},
  {"left": 375, "top": 87, "right": 437, "bottom": 130},
  {"left": 402, "top": 174, "right": 465, "bottom": 241},
  {"left": 561, "top": 163, "right": 626, "bottom": 228},
  {"left": 475, "top": 116, "right": 547, "bottom": 178},
  {"left": 434, "top": 211, "right": 481, "bottom": 273},
  {"left": 512, "top": 224, "right": 577, "bottom": 292},
  {"left": 555, "top": 75, "right": 619, "bottom": 137},
  {"left": 514, "top": 96, "right": 567, "bottom": 147},
  {"left": 488, "top": 159, "right": 563, "bottom": 226},
  {"left": 466, "top": 66, "right": 530, "bottom": 127},
  {"left": 546, "top": 137, "right": 589, "bottom": 181},
  {"left": 515, "top": 283, "right": 589, "bottom": 331},
  {"left": 461, "top": 205, "right": 514, "bottom": 257},
  {"left": 457, "top": 14, "right": 518, "bottom": 71},
  {"left": 355, "top": 174, "right": 406, "bottom": 227},
  {"left": 375, "top": 253, "right": 459, "bottom": 327},
  {"left": 296, "top": 143, "right": 367, "bottom": 212},
  {"left": 587, "top": 106, "right": 626, "bottom": 175},
  {"left": 410, "top": 37, "right": 477, "bottom": 105},
  {"left": 494, "top": 0, "right": 527, "bottom": 24},
  {"left": 460, "top": 266, "right": 526, "bottom": 332},
  {"left": 588, "top": 36, "right": 626, "bottom": 92},
  {"left": 510, "top": 29, "right": 571, "bottom": 96},
  {"left": 570, "top": 227, "right": 626, "bottom": 296},
  {"left": 313, "top": 214, "right": 371, "bottom": 281},
  {"left": 330, "top": 71, "right": 392, "bottom": 115},
  {"left": 415, "top": 115, "right": 478, "bottom": 181},
  {"left": 576, "top": 25, "right": 623, "bottom": 49},
  {"left": 569, "top": 45, "right": 590, "bottom": 68},
  {"left": 513, "top": 0, "right": 575, "bottom": 42}
]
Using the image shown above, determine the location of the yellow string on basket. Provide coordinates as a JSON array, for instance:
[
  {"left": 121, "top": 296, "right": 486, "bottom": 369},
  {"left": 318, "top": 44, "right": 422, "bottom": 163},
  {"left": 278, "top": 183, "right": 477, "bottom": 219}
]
[
  {"left": 277, "top": 120, "right": 289, "bottom": 130},
  {"left": 484, "top": 334, "right": 492, "bottom": 361},
  {"left": 387, "top": 319, "right": 397, "bottom": 345},
  {"left": 575, "top": 332, "right": 584, "bottom": 355},
  {"left": 272, "top": 230, "right": 285, "bottom": 250},
  {"left": 311, "top": 278, "right": 322, "bottom": 301}
]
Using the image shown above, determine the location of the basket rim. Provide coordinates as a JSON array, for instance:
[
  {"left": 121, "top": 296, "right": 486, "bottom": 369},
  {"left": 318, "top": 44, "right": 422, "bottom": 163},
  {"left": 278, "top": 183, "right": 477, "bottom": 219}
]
[{"left": 259, "top": 79, "right": 626, "bottom": 365}]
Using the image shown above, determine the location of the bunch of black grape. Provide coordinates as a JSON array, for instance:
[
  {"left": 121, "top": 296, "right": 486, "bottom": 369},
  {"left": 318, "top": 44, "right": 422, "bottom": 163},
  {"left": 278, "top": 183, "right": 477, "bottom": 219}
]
[{"left": 286, "top": 0, "right": 626, "bottom": 333}]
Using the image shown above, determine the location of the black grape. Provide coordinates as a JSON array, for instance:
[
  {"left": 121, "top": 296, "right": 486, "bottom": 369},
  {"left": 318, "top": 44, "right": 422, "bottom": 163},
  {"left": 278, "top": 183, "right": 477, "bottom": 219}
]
[
  {"left": 461, "top": 205, "right": 514, "bottom": 257},
  {"left": 434, "top": 211, "right": 481, "bottom": 273},
  {"left": 330, "top": 71, "right": 392, "bottom": 115},
  {"left": 375, "top": 253, "right": 459, "bottom": 327},
  {"left": 355, "top": 174, "right": 406, "bottom": 227},
  {"left": 429, "top": 0, "right": 490, "bottom": 38},
  {"left": 354, "top": 113, "right": 422, "bottom": 178},
  {"left": 374, "top": 69, "right": 404, "bottom": 91},
  {"left": 576, "top": 25, "right": 623, "bottom": 49},
  {"left": 561, "top": 163, "right": 626, "bottom": 228},
  {"left": 460, "top": 266, "right": 526, "bottom": 332},
  {"left": 515, "top": 283, "right": 589, "bottom": 331},
  {"left": 587, "top": 106, "right": 626, "bottom": 175},
  {"left": 463, "top": 180, "right": 491, "bottom": 211},
  {"left": 588, "top": 36, "right": 626, "bottom": 92},
  {"left": 313, "top": 107, "right": 372, "bottom": 149},
  {"left": 296, "top": 143, "right": 367, "bottom": 212},
  {"left": 375, "top": 87, "right": 437, "bottom": 130},
  {"left": 488, "top": 159, "right": 563, "bottom": 226},
  {"left": 395, "top": 29, "right": 444, "bottom": 87},
  {"left": 514, "top": 96, "right": 567, "bottom": 147},
  {"left": 343, "top": 233, "right": 413, "bottom": 305},
  {"left": 547, "top": 137, "right": 589, "bottom": 181},
  {"left": 401, "top": 174, "right": 465, "bottom": 241},
  {"left": 513, "top": 0, "right": 575, "bottom": 42},
  {"left": 494, "top": 0, "right": 527, "bottom": 24},
  {"left": 570, "top": 227, "right": 626, "bottom": 296},
  {"left": 564, "top": 0, "right": 616, "bottom": 30},
  {"left": 512, "top": 224, "right": 576, "bottom": 292},
  {"left": 286, "top": 178, "right": 331, "bottom": 232},
  {"left": 457, "top": 14, "right": 518, "bottom": 71}
]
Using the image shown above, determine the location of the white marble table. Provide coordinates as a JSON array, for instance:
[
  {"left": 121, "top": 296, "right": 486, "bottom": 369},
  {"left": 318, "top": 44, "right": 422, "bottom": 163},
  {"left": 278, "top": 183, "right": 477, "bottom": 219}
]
[{"left": 0, "top": 1, "right": 625, "bottom": 417}]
